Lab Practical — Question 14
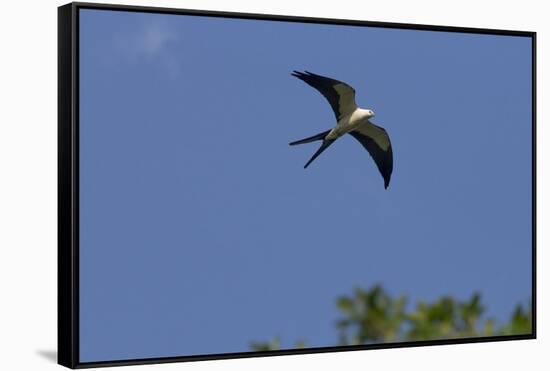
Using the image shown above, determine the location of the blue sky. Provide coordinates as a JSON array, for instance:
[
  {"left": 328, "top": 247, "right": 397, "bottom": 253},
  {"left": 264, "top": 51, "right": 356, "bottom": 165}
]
[{"left": 78, "top": 9, "right": 532, "bottom": 362}]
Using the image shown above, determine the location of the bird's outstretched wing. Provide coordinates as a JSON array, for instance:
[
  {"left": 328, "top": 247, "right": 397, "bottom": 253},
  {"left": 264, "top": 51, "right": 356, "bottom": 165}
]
[
  {"left": 349, "top": 122, "right": 393, "bottom": 189},
  {"left": 291, "top": 70, "right": 357, "bottom": 121}
]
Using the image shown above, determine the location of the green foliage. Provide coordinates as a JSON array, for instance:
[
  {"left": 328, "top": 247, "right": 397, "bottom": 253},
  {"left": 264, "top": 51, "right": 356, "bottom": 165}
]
[
  {"left": 403, "top": 292, "right": 490, "bottom": 341},
  {"left": 336, "top": 285, "right": 406, "bottom": 345},
  {"left": 249, "top": 337, "right": 306, "bottom": 352},
  {"left": 250, "top": 284, "right": 532, "bottom": 351},
  {"left": 250, "top": 338, "right": 280, "bottom": 352},
  {"left": 498, "top": 301, "right": 533, "bottom": 336}
]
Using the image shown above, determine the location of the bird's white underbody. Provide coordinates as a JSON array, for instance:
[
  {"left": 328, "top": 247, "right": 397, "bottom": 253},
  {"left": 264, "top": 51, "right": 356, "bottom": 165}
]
[{"left": 326, "top": 108, "right": 370, "bottom": 139}]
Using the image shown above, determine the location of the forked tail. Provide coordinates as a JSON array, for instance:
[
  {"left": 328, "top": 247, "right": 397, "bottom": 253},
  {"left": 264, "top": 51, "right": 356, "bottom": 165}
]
[
  {"left": 289, "top": 129, "right": 331, "bottom": 146},
  {"left": 289, "top": 129, "right": 335, "bottom": 168}
]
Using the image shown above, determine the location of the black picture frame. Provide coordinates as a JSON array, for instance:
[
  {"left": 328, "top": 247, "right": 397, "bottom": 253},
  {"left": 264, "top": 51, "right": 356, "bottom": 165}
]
[{"left": 58, "top": 2, "right": 537, "bottom": 368}]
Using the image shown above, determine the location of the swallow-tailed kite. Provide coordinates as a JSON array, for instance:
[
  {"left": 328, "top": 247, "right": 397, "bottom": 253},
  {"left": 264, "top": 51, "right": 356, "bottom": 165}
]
[{"left": 289, "top": 71, "right": 393, "bottom": 189}]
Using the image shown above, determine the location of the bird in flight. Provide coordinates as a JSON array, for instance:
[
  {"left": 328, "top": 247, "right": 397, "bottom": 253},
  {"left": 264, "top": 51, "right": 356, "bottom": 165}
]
[{"left": 289, "top": 71, "right": 393, "bottom": 189}]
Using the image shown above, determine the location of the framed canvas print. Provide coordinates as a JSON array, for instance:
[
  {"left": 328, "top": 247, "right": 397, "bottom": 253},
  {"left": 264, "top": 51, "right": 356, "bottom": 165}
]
[{"left": 58, "top": 2, "right": 536, "bottom": 368}]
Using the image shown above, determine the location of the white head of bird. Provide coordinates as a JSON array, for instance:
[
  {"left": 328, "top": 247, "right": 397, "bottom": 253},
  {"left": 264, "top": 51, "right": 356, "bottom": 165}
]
[{"left": 358, "top": 108, "right": 375, "bottom": 119}]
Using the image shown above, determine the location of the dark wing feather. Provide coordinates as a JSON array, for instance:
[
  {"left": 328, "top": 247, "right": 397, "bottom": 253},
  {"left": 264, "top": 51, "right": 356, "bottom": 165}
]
[
  {"left": 349, "top": 123, "right": 393, "bottom": 189},
  {"left": 291, "top": 70, "right": 357, "bottom": 121}
]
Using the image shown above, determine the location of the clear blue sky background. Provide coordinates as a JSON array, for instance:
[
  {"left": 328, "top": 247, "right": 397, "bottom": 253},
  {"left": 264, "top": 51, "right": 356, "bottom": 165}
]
[{"left": 79, "top": 8, "right": 532, "bottom": 362}]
